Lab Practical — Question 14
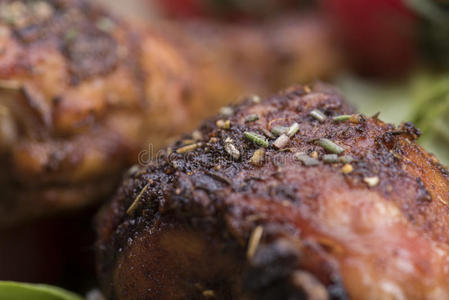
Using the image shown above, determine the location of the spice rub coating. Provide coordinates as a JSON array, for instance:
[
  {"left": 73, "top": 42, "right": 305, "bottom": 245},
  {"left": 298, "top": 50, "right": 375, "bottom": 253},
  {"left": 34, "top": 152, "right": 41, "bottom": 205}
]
[{"left": 96, "top": 85, "right": 449, "bottom": 300}]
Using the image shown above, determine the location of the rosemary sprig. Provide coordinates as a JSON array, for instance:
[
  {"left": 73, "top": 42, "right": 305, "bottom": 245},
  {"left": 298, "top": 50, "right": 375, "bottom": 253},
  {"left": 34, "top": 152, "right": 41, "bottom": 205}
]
[
  {"left": 309, "top": 109, "right": 326, "bottom": 122},
  {"left": 126, "top": 184, "right": 148, "bottom": 215},
  {"left": 323, "top": 154, "right": 339, "bottom": 163},
  {"left": 176, "top": 143, "right": 202, "bottom": 153},
  {"left": 287, "top": 122, "right": 300, "bottom": 137},
  {"left": 294, "top": 153, "right": 319, "bottom": 166},
  {"left": 244, "top": 131, "right": 269, "bottom": 148},
  {"left": 247, "top": 226, "right": 264, "bottom": 259},
  {"left": 333, "top": 114, "right": 362, "bottom": 123},
  {"left": 261, "top": 128, "right": 275, "bottom": 139},
  {"left": 333, "top": 115, "right": 351, "bottom": 122},
  {"left": 224, "top": 137, "right": 240, "bottom": 159},
  {"left": 271, "top": 125, "right": 289, "bottom": 137},
  {"left": 245, "top": 114, "right": 259, "bottom": 123},
  {"left": 316, "top": 138, "right": 345, "bottom": 154},
  {"left": 273, "top": 134, "right": 289, "bottom": 149},
  {"left": 250, "top": 148, "right": 265, "bottom": 166},
  {"left": 339, "top": 155, "right": 354, "bottom": 164},
  {"left": 204, "top": 170, "right": 231, "bottom": 185}
]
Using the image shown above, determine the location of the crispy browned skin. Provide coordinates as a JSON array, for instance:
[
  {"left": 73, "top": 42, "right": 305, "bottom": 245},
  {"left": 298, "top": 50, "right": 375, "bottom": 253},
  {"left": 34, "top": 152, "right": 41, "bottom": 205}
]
[
  {"left": 96, "top": 85, "right": 449, "bottom": 300},
  {"left": 0, "top": 0, "right": 340, "bottom": 226}
]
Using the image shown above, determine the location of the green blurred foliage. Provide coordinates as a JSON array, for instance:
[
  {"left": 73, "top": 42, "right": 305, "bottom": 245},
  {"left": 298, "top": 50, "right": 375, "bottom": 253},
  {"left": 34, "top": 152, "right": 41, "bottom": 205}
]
[
  {"left": 338, "top": 72, "right": 449, "bottom": 167},
  {"left": 406, "top": 0, "right": 449, "bottom": 68},
  {"left": 410, "top": 74, "right": 449, "bottom": 166},
  {"left": 0, "top": 281, "right": 83, "bottom": 300}
]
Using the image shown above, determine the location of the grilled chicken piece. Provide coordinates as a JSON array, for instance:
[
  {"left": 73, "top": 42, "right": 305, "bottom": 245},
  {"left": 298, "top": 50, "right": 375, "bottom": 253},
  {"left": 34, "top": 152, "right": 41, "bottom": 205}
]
[
  {"left": 96, "top": 85, "right": 449, "bottom": 300},
  {"left": 0, "top": 0, "right": 340, "bottom": 226}
]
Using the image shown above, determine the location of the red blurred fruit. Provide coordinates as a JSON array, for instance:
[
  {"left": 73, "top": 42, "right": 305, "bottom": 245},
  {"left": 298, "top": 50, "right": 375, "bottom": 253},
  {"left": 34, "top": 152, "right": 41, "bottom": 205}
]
[
  {"left": 322, "top": 0, "right": 418, "bottom": 77},
  {"left": 154, "top": 0, "right": 300, "bottom": 20},
  {"left": 156, "top": 0, "right": 206, "bottom": 18}
]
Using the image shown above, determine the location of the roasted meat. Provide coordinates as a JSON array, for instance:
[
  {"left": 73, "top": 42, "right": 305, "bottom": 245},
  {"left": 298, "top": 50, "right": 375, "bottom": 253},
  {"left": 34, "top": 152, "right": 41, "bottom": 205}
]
[
  {"left": 155, "top": 14, "right": 341, "bottom": 95},
  {"left": 96, "top": 85, "right": 449, "bottom": 300},
  {"left": 0, "top": 0, "right": 340, "bottom": 226}
]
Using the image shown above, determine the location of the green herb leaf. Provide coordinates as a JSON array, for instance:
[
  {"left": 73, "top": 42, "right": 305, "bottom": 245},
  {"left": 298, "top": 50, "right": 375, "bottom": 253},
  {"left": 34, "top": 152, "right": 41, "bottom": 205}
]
[
  {"left": 323, "top": 154, "right": 339, "bottom": 163},
  {"left": 316, "top": 138, "right": 345, "bottom": 154},
  {"left": 244, "top": 131, "right": 269, "bottom": 148},
  {"left": 0, "top": 281, "right": 84, "bottom": 300},
  {"left": 244, "top": 114, "right": 259, "bottom": 123},
  {"left": 270, "top": 125, "right": 289, "bottom": 137},
  {"left": 294, "top": 153, "right": 319, "bottom": 166},
  {"left": 309, "top": 109, "right": 326, "bottom": 122},
  {"left": 286, "top": 122, "right": 300, "bottom": 137}
]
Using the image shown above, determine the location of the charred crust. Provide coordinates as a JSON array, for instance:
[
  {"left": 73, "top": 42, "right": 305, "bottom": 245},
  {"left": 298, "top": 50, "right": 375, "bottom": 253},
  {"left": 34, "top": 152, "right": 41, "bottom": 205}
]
[
  {"left": 415, "top": 177, "right": 432, "bottom": 203},
  {"left": 401, "top": 121, "right": 422, "bottom": 140}
]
